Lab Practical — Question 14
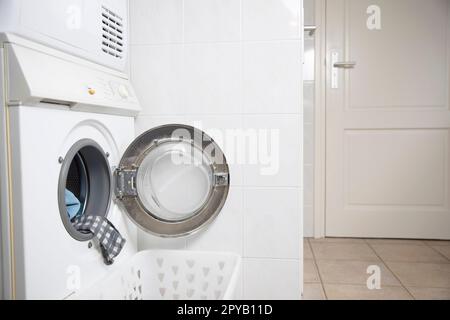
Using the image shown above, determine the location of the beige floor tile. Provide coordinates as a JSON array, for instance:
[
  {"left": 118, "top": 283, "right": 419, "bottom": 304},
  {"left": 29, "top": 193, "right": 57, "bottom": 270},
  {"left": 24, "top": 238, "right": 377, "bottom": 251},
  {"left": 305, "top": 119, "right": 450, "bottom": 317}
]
[
  {"left": 304, "top": 260, "right": 320, "bottom": 283},
  {"left": 424, "top": 240, "right": 450, "bottom": 247},
  {"left": 371, "top": 244, "right": 448, "bottom": 263},
  {"left": 316, "top": 260, "right": 401, "bottom": 287},
  {"left": 304, "top": 240, "right": 314, "bottom": 260},
  {"left": 366, "top": 239, "right": 426, "bottom": 246},
  {"left": 431, "top": 246, "right": 450, "bottom": 261},
  {"left": 303, "top": 283, "right": 326, "bottom": 300},
  {"left": 324, "top": 284, "right": 412, "bottom": 300},
  {"left": 387, "top": 262, "right": 450, "bottom": 288},
  {"left": 407, "top": 287, "right": 450, "bottom": 300},
  {"left": 309, "top": 237, "right": 366, "bottom": 244},
  {"left": 311, "top": 243, "right": 380, "bottom": 261}
]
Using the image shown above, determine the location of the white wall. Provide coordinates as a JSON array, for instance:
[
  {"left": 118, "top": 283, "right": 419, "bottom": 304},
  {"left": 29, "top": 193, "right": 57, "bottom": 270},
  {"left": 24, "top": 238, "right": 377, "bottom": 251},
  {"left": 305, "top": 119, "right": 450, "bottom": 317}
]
[
  {"left": 303, "top": 0, "right": 315, "bottom": 238},
  {"left": 130, "top": 0, "right": 303, "bottom": 300}
]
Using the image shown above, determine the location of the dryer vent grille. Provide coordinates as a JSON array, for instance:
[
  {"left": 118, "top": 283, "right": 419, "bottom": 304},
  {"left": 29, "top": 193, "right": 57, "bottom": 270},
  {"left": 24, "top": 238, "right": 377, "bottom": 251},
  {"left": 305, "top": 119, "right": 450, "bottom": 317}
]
[{"left": 101, "top": 6, "right": 124, "bottom": 59}]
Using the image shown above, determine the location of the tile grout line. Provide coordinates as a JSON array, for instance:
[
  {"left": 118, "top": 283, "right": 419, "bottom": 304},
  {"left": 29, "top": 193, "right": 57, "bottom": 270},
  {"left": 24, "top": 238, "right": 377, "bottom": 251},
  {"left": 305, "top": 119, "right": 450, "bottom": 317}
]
[
  {"left": 130, "top": 39, "right": 305, "bottom": 46},
  {"left": 308, "top": 238, "right": 329, "bottom": 300},
  {"left": 364, "top": 239, "right": 416, "bottom": 300},
  {"left": 422, "top": 241, "right": 450, "bottom": 263}
]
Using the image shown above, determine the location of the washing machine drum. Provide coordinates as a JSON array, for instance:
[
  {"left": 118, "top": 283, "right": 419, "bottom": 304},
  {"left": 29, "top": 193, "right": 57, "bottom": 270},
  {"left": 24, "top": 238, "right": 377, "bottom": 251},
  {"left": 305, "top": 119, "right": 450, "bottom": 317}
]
[{"left": 115, "top": 125, "right": 230, "bottom": 237}]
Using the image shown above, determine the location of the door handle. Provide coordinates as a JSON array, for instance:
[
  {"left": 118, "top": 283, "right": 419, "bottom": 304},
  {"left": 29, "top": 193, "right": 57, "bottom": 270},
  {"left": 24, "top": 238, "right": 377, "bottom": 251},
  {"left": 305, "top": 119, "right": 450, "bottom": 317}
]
[
  {"left": 331, "top": 51, "right": 356, "bottom": 89},
  {"left": 333, "top": 62, "right": 357, "bottom": 69}
]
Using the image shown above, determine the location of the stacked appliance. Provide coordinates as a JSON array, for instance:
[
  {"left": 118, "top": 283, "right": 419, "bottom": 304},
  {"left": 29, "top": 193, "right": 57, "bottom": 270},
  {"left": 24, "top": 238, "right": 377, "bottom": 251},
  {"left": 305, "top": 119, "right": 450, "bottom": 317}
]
[{"left": 0, "top": 0, "right": 230, "bottom": 300}]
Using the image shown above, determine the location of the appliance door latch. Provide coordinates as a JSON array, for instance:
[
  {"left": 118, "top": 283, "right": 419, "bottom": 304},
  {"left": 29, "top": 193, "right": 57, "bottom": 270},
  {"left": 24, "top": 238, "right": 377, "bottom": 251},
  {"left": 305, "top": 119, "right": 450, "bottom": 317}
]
[{"left": 114, "top": 168, "right": 138, "bottom": 199}]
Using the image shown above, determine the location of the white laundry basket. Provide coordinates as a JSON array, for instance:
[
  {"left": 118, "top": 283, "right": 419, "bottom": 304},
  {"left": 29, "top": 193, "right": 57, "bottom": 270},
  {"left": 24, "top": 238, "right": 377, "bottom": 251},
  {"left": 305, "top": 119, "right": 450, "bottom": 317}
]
[{"left": 75, "top": 250, "right": 241, "bottom": 300}]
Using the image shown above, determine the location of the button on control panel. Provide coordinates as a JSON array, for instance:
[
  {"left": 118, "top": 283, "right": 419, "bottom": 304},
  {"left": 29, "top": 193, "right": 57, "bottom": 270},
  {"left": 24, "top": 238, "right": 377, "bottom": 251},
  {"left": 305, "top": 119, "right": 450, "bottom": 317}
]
[
  {"left": 109, "top": 81, "right": 134, "bottom": 101},
  {"left": 86, "top": 78, "right": 115, "bottom": 99},
  {"left": 118, "top": 84, "right": 130, "bottom": 99}
]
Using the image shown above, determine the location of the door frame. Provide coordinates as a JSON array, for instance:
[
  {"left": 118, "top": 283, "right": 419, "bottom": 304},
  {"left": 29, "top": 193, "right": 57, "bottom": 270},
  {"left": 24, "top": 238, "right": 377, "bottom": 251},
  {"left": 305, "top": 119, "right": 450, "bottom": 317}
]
[{"left": 312, "top": 0, "right": 327, "bottom": 238}]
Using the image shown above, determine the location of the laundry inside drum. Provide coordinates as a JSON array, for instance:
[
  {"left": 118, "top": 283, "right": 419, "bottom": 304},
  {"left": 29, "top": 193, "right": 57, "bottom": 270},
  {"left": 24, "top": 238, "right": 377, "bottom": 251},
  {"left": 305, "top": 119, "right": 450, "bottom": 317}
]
[
  {"left": 65, "top": 153, "right": 88, "bottom": 220},
  {"left": 59, "top": 140, "right": 112, "bottom": 241}
]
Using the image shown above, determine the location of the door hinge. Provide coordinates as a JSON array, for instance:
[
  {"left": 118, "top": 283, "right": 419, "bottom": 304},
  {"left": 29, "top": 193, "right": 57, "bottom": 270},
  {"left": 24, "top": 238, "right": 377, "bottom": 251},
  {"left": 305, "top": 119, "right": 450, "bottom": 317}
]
[
  {"left": 214, "top": 173, "right": 229, "bottom": 187},
  {"left": 114, "top": 168, "right": 138, "bottom": 199}
]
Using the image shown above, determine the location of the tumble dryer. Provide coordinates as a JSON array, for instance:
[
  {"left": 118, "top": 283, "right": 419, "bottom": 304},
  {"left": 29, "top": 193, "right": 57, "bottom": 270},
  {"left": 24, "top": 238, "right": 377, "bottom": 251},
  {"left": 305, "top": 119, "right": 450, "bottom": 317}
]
[
  {"left": 0, "top": 0, "right": 231, "bottom": 300},
  {"left": 0, "top": 0, "right": 129, "bottom": 72}
]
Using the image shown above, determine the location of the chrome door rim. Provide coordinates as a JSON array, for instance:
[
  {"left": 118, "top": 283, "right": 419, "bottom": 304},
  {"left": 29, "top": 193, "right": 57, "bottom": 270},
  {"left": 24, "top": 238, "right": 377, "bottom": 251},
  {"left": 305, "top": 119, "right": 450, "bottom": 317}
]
[{"left": 116, "top": 124, "right": 230, "bottom": 238}]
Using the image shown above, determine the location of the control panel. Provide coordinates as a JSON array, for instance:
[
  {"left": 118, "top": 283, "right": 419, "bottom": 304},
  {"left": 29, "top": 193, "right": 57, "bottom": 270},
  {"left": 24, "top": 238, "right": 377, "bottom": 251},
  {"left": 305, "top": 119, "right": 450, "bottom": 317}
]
[
  {"left": 85, "top": 78, "right": 137, "bottom": 103},
  {"left": 7, "top": 40, "right": 141, "bottom": 116}
]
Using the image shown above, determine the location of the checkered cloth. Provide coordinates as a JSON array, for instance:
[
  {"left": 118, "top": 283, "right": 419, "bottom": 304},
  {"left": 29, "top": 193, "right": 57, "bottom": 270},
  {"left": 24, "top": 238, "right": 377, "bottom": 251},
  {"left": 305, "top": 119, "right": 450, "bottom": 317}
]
[{"left": 73, "top": 216, "right": 126, "bottom": 265}]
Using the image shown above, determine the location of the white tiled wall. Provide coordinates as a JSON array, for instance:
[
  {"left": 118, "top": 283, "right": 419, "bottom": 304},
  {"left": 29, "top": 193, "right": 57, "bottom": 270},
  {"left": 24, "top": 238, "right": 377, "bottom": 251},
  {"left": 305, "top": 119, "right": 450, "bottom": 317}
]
[{"left": 130, "top": 0, "right": 303, "bottom": 300}]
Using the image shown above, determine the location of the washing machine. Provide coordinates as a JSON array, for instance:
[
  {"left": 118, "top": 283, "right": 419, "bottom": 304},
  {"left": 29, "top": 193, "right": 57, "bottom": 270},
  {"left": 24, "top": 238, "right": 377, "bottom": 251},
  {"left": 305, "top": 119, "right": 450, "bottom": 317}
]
[{"left": 0, "top": 6, "right": 230, "bottom": 300}]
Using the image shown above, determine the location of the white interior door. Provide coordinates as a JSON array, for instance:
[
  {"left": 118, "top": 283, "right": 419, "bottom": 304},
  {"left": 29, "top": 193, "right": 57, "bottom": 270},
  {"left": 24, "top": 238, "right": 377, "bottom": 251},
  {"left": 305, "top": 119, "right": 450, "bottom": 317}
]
[{"left": 325, "top": 0, "right": 450, "bottom": 239}]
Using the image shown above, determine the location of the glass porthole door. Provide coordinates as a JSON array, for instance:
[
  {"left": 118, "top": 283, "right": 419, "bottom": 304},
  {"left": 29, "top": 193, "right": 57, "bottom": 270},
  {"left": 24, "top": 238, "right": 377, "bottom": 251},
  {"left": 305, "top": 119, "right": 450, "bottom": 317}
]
[{"left": 115, "top": 125, "right": 230, "bottom": 237}]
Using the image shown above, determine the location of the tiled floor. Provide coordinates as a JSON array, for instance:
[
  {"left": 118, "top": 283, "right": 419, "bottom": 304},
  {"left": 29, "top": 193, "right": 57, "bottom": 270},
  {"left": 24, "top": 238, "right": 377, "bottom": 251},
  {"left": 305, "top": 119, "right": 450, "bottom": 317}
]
[{"left": 303, "top": 238, "right": 450, "bottom": 300}]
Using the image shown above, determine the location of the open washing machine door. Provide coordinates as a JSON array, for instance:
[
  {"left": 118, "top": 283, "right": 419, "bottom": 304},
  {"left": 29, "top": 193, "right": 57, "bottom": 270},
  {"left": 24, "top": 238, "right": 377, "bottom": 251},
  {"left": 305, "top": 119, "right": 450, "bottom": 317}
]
[{"left": 114, "top": 125, "right": 230, "bottom": 238}]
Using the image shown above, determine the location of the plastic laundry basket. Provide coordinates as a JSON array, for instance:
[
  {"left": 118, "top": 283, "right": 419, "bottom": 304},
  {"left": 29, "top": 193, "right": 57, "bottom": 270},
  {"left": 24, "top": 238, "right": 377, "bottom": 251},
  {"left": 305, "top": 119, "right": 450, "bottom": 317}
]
[{"left": 75, "top": 250, "right": 242, "bottom": 300}]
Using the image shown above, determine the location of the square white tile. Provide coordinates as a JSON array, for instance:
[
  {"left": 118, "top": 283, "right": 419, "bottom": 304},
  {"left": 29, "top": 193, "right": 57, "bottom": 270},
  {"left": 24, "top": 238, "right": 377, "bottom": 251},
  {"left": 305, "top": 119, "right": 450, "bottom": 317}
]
[
  {"left": 184, "top": 115, "right": 245, "bottom": 186},
  {"left": 243, "top": 41, "right": 303, "bottom": 114},
  {"left": 138, "top": 232, "right": 186, "bottom": 251},
  {"left": 243, "top": 188, "right": 301, "bottom": 259},
  {"left": 242, "top": 0, "right": 301, "bottom": 41},
  {"left": 184, "top": 0, "right": 241, "bottom": 42},
  {"left": 186, "top": 186, "right": 243, "bottom": 254},
  {"left": 131, "top": 45, "right": 184, "bottom": 115},
  {"left": 130, "top": 0, "right": 183, "bottom": 45},
  {"left": 234, "top": 263, "right": 244, "bottom": 300},
  {"left": 184, "top": 43, "right": 242, "bottom": 115},
  {"left": 242, "top": 115, "right": 302, "bottom": 187},
  {"left": 243, "top": 258, "right": 301, "bottom": 300}
]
